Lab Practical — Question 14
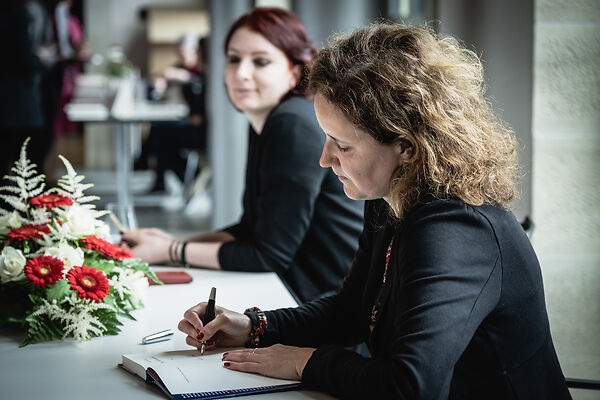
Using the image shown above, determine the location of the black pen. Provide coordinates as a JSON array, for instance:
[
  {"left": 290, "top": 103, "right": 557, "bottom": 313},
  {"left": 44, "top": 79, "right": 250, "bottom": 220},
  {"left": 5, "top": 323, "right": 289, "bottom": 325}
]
[{"left": 200, "top": 287, "right": 216, "bottom": 355}]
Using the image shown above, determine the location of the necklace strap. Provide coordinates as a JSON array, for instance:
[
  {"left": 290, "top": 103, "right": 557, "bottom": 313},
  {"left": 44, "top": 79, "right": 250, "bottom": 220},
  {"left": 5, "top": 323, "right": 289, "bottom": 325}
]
[{"left": 369, "top": 236, "right": 394, "bottom": 334}]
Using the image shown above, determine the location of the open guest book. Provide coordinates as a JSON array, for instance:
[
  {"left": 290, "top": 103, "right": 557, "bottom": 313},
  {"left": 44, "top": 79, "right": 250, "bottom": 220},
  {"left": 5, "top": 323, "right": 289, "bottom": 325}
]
[{"left": 120, "top": 349, "right": 301, "bottom": 399}]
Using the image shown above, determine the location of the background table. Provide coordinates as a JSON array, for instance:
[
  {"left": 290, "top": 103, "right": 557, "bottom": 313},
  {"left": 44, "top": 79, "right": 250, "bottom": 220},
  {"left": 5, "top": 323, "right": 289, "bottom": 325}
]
[
  {"left": 0, "top": 267, "right": 334, "bottom": 400},
  {"left": 66, "top": 74, "right": 188, "bottom": 207}
]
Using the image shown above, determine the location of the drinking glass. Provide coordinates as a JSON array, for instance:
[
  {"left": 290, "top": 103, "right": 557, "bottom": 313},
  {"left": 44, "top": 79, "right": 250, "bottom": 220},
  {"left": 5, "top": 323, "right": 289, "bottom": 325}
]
[{"left": 104, "top": 202, "right": 138, "bottom": 244}]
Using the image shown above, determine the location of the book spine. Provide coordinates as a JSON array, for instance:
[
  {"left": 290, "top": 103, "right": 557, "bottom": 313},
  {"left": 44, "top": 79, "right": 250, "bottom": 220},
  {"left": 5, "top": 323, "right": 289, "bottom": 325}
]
[{"left": 174, "top": 383, "right": 301, "bottom": 399}]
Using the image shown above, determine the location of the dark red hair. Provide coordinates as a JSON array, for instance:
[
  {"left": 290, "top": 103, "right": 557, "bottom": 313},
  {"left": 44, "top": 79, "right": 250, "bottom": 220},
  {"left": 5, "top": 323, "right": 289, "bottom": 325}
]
[{"left": 224, "top": 7, "right": 318, "bottom": 97}]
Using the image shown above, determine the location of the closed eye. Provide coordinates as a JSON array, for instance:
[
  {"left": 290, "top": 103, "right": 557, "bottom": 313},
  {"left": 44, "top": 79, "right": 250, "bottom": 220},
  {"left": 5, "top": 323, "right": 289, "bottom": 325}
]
[
  {"left": 335, "top": 142, "right": 350, "bottom": 152},
  {"left": 226, "top": 55, "right": 240, "bottom": 64},
  {"left": 253, "top": 57, "right": 271, "bottom": 67}
]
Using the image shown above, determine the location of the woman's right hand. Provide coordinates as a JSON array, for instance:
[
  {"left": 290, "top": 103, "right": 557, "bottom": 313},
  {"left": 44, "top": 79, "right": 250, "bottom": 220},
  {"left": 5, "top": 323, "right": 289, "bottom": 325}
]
[{"left": 178, "top": 303, "right": 252, "bottom": 350}]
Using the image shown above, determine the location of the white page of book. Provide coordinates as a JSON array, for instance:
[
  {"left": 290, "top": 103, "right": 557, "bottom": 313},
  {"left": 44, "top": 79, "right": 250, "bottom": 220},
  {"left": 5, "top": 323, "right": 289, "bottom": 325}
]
[{"left": 124, "top": 349, "right": 299, "bottom": 395}]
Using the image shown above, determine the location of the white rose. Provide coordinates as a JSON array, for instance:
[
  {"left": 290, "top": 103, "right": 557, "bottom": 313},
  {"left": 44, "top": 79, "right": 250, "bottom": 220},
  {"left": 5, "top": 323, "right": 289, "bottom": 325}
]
[
  {"left": 127, "top": 271, "right": 149, "bottom": 304},
  {"left": 62, "top": 204, "right": 97, "bottom": 237},
  {"left": 0, "top": 211, "right": 23, "bottom": 235},
  {"left": 0, "top": 246, "right": 27, "bottom": 283},
  {"left": 44, "top": 245, "right": 84, "bottom": 271}
]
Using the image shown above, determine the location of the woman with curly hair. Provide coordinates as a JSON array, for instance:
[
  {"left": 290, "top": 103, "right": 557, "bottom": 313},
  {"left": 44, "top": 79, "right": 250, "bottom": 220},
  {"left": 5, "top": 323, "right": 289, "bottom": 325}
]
[{"left": 178, "top": 23, "right": 571, "bottom": 399}]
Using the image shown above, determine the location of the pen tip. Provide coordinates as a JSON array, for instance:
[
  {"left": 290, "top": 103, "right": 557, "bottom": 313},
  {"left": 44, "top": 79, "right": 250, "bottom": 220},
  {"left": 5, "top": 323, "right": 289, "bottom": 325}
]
[{"left": 209, "top": 287, "right": 216, "bottom": 301}]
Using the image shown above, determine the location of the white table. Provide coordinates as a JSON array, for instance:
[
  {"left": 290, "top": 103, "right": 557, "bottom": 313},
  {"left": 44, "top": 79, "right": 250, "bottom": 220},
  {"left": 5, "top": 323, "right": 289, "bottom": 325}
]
[
  {"left": 66, "top": 74, "right": 188, "bottom": 207},
  {"left": 0, "top": 267, "right": 334, "bottom": 400}
]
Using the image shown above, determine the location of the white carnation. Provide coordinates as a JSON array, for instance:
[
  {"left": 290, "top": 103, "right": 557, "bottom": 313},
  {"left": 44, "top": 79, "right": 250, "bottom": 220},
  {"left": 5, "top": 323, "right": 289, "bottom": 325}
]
[
  {"left": 44, "top": 245, "right": 84, "bottom": 272},
  {"left": 0, "top": 246, "right": 27, "bottom": 283},
  {"left": 0, "top": 211, "right": 23, "bottom": 234},
  {"left": 62, "top": 204, "right": 97, "bottom": 237}
]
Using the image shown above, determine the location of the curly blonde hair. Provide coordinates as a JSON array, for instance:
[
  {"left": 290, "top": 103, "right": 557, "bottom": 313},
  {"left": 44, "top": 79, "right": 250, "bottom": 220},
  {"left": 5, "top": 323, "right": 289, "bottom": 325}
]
[{"left": 309, "top": 23, "right": 518, "bottom": 220}]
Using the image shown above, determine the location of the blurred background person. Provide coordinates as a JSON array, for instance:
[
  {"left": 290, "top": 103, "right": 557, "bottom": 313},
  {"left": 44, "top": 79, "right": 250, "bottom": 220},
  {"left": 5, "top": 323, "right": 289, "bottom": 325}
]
[
  {"left": 139, "top": 34, "right": 207, "bottom": 194},
  {"left": 0, "top": 0, "right": 46, "bottom": 180},
  {"left": 123, "top": 8, "right": 364, "bottom": 302},
  {"left": 43, "top": 0, "right": 89, "bottom": 184}
]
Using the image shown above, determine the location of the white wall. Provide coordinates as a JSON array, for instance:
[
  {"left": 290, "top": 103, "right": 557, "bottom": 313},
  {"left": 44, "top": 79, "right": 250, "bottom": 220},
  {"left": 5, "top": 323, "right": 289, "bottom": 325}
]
[
  {"left": 84, "top": 0, "right": 203, "bottom": 76},
  {"left": 532, "top": 0, "right": 600, "bottom": 398}
]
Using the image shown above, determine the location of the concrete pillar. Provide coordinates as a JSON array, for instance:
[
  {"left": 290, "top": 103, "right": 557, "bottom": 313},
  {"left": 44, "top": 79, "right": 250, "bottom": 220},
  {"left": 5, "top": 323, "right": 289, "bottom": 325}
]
[
  {"left": 437, "top": 0, "right": 534, "bottom": 222},
  {"left": 292, "top": 0, "right": 382, "bottom": 48},
  {"left": 207, "top": 0, "right": 252, "bottom": 229},
  {"left": 531, "top": 0, "right": 600, "bottom": 393}
]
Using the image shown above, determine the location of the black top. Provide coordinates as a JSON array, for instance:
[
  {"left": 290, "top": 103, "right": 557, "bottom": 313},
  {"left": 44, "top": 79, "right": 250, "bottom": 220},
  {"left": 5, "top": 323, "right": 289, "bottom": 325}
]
[
  {"left": 259, "top": 198, "right": 571, "bottom": 399},
  {"left": 218, "top": 96, "right": 364, "bottom": 303},
  {"left": 178, "top": 64, "right": 205, "bottom": 118}
]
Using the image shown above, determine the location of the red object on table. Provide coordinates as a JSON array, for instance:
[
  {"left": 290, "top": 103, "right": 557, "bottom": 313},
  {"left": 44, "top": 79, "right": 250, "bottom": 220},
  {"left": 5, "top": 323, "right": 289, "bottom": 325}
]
[{"left": 148, "top": 271, "right": 193, "bottom": 285}]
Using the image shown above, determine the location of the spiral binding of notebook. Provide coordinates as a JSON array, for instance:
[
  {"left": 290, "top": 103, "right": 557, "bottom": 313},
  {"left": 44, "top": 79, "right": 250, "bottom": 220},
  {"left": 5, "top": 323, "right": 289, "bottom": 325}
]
[{"left": 174, "top": 383, "right": 300, "bottom": 399}]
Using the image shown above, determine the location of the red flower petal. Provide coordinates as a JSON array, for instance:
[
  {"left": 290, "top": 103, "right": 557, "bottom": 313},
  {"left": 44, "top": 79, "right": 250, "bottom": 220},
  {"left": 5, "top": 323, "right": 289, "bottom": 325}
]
[
  {"left": 80, "top": 236, "right": 110, "bottom": 251},
  {"left": 24, "top": 256, "right": 65, "bottom": 287},
  {"left": 29, "top": 194, "right": 74, "bottom": 209},
  {"left": 7, "top": 224, "right": 51, "bottom": 241},
  {"left": 80, "top": 236, "right": 132, "bottom": 261},
  {"left": 66, "top": 265, "right": 110, "bottom": 303}
]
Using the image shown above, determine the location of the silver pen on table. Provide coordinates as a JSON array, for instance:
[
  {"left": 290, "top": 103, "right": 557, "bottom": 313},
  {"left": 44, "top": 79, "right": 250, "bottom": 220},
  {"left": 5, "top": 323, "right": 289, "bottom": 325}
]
[{"left": 142, "top": 329, "right": 174, "bottom": 344}]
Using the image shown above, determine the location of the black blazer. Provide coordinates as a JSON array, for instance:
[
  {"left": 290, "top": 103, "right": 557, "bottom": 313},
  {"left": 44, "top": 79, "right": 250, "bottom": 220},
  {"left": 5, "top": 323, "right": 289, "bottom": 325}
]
[
  {"left": 260, "top": 198, "right": 571, "bottom": 399},
  {"left": 219, "top": 96, "right": 364, "bottom": 302}
]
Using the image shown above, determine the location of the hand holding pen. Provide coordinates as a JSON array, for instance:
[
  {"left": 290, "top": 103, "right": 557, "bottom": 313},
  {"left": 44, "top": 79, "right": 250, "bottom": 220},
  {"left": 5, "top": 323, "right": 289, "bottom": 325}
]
[
  {"left": 178, "top": 295, "right": 255, "bottom": 351},
  {"left": 200, "top": 287, "right": 216, "bottom": 355}
]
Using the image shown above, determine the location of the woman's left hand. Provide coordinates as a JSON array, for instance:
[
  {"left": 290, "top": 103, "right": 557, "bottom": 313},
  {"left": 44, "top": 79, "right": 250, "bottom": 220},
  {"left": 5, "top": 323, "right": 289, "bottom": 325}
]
[
  {"left": 121, "top": 228, "right": 173, "bottom": 264},
  {"left": 222, "top": 344, "right": 316, "bottom": 381}
]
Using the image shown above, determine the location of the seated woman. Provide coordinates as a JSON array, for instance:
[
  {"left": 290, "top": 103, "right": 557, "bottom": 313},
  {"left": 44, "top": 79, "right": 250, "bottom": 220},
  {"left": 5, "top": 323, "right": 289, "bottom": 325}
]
[
  {"left": 123, "top": 8, "right": 364, "bottom": 303},
  {"left": 144, "top": 34, "right": 207, "bottom": 193},
  {"left": 177, "top": 23, "right": 571, "bottom": 399}
]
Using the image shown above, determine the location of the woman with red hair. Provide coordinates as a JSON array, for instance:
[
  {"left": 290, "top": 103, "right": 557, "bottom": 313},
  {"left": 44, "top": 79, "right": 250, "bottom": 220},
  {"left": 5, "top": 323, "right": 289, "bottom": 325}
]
[{"left": 124, "top": 8, "right": 363, "bottom": 303}]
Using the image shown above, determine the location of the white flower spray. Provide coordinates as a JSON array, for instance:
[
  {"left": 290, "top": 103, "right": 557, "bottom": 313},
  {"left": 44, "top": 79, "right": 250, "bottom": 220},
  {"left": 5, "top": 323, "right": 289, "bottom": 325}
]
[
  {"left": 31, "top": 294, "right": 116, "bottom": 341},
  {"left": 109, "top": 267, "right": 149, "bottom": 307}
]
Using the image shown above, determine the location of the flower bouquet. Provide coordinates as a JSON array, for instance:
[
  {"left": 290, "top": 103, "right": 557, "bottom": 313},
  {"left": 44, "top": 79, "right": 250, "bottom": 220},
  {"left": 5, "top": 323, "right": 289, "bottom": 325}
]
[{"left": 0, "top": 139, "right": 160, "bottom": 347}]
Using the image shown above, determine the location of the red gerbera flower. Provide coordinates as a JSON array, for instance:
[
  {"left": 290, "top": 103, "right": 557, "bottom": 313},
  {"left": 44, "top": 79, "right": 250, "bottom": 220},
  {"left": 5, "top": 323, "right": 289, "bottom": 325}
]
[
  {"left": 6, "top": 224, "right": 51, "bottom": 241},
  {"left": 80, "top": 235, "right": 109, "bottom": 251},
  {"left": 29, "top": 194, "right": 73, "bottom": 209},
  {"left": 24, "top": 256, "right": 65, "bottom": 287},
  {"left": 102, "top": 245, "right": 132, "bottom": 261},
  {"left": 81, "top": 236, "right": 132, "bottom": 261},
  {"left": 66, "top": 265, "right": 110, "bottom": 303}
]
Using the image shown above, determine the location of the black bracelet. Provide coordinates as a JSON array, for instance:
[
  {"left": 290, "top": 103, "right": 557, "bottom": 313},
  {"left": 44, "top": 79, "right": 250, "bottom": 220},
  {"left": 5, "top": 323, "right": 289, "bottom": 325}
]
[{"left": 181, "top": 241, "right": 188, "bottom": 267}]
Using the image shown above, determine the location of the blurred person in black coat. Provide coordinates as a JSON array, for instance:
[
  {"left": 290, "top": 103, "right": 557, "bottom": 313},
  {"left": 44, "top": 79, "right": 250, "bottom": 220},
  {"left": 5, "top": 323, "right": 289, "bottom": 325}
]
[
  {"left": 0, "top": 0, "right": 47, "bottom": 179},
  {"left": 143, "top": 35, "right": 207, "bottom": 193}
]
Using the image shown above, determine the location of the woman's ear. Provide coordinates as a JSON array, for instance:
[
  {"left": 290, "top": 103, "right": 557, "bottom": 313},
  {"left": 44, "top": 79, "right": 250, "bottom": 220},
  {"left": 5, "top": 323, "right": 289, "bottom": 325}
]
[
  {"left": 290, "top": 64, "right": 302, "bottom": 89},
  {"left": 396, "top": 138, "right": 414, "bottom": 161}
]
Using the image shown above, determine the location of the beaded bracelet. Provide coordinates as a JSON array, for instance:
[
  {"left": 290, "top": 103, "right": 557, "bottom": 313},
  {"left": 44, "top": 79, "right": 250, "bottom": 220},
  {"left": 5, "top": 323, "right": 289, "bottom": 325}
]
[{"left": 244, "top": 307, "right": 267, "bottom": 348}]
